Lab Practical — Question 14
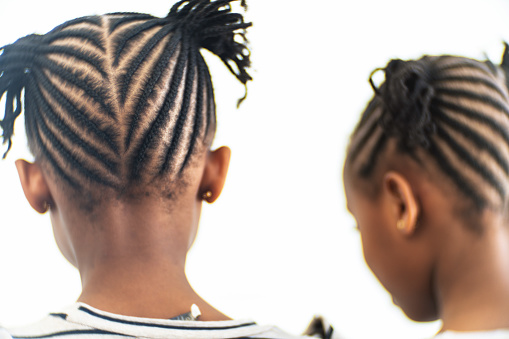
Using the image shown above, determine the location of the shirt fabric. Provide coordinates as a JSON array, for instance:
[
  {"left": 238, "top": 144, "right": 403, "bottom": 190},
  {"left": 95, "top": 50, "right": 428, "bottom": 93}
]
[
  {"left": 6, "top": 303, "right": 321, "bottom": 339},
  {"left": 435, "top": 330, "right": 509, "bottom": 338},
  {"left": 0, "top": 329, "right": 12, "bottom": 339}
]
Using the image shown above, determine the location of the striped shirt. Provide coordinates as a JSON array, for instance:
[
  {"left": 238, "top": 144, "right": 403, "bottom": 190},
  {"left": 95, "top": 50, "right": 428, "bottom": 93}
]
[{"left": 6, "top": 303, "right": 316, "bottom": 339}]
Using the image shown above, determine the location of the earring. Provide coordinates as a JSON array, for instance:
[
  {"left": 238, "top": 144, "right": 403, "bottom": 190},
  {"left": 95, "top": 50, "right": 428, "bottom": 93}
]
[
  {"left": 202, "top": 190, "right": 212, "bottom": 200},
  {"left": 43, "top": 201, "right": 51, "bottom": 213},
  {"left": 396, "top": 219, "right": 405, "bottom": 230}
]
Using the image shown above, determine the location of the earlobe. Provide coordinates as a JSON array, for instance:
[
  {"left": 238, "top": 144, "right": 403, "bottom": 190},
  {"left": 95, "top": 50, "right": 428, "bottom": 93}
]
[
  {"left": 199, "top": 146, "right": 231, "bottom": 203},
  {"left": 383, "top": 171, "right": 420, "bottom": 236},
  {"left": 15, "top": 159, "right": 54, "bottom": 214}
]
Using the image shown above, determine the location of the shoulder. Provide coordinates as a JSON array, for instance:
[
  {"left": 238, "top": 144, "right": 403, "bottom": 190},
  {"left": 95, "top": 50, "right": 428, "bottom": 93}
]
[
  {"left": 5, "top": 304, "right": 334, "bottom": 339},
  {"left": 244, "top": 327, "right": 310, "bottom": 338},
  {"left": 7, "top": 312, "right": 101, "bottom": 339}
]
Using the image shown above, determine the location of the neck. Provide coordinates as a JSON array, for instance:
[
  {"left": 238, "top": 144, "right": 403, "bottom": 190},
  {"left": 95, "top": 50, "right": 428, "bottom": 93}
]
[
  {"left": 77, "top": 256, "right": 198, "bottom": 318},
  {"left": 436, "top": 220, "right": 509, "bottom": 332},
  {"left": 59, "top": 196, "right": 229, "bottom": 321}
]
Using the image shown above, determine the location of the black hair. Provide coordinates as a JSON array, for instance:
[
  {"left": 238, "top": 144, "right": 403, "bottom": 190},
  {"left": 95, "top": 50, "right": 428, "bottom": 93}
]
[
  {"left": 347, "top": 49, "right": 509, "bottom": 210},
  {"left": 0, "top": 0, "right": 251, "bottom": 194}
]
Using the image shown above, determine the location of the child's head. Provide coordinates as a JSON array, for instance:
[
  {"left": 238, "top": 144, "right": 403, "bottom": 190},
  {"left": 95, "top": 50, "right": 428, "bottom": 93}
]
[
  {"left": 0, "top": 0, "right": 251, "bottom": 211},
  {"left": 0, "top": 0, "right": 252, "bottom": 270},
  {"left": 344, "top": 51, "right": 509, "bottom": 323}
]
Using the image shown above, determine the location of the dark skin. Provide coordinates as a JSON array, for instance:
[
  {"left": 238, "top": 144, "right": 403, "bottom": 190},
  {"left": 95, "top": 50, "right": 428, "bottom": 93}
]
[
  {"left": 344, "top": 145, "right": 509, "bottom": 332},
  {"left": 15, "top": 146, "right": 232, "bottom": 321}
]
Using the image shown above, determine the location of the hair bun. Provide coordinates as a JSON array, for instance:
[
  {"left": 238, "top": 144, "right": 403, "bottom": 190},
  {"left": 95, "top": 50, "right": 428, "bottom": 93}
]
[
  {"left": 376, "top": 58, "right": 436, "bottom": 149},
  {"left": 167, "top": 0, "right": 252, "bottom": 97}
]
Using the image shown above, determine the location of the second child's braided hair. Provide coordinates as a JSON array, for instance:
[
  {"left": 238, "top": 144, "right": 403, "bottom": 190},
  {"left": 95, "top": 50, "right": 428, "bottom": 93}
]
[
  {"left": 0, "top": 0, "right": 251, "bottom": 199},
  {"left": 347, "top": 47, "right": 509, "bottom": 214}
]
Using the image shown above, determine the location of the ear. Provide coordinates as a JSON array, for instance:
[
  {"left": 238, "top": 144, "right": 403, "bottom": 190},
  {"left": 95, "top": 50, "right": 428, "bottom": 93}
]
[
  {"left": 15, "top": 159, "right": 54, "bottom": 214},
  {"left": 382, "top": 171, "right": 420, "bottom": 236},
  {"left": 198, "top": 146, "right": 231, "bottom": 203}
]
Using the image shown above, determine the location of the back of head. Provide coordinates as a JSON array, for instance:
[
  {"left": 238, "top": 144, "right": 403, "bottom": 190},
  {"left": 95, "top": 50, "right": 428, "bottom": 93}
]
[
  {"left": 0, "top": 0, "right": 252, "bottom": 205},
  {"left": 346, "top": 50, "right": 509, "bottom": 216}
]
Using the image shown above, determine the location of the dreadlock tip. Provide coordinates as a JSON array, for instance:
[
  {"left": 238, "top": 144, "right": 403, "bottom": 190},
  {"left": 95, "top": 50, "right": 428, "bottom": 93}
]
[
  {"left": 236, "top": 95, "right": 247, "bottom": 108},
  {"left": 235, "top": 83, "right": 249, "bottom": 108}
]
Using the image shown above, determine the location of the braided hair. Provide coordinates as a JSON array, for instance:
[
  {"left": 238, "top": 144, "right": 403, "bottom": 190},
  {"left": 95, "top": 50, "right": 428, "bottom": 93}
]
[
  {"left": 0, "top": 0, "right": 251, "bottom": 196},
  {"left": 347, "top": 48, "right": 509, "bottom": 211}
]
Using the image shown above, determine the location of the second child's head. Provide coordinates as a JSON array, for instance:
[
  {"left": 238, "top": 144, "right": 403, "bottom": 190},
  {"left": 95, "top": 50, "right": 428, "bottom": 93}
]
[{"left": 344, "top": 51, "right": 509, "bottom": 324}]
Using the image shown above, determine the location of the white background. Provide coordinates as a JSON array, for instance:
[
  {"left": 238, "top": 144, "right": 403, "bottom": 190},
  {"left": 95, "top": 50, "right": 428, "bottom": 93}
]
[{"left": 1, "top": 1, "right": 509, "bottom": 338}]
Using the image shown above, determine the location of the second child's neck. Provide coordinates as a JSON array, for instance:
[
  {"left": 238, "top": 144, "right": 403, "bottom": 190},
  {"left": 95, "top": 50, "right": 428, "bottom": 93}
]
[{"left": 437, "top": 223, "right": 509, "bottom": 332}]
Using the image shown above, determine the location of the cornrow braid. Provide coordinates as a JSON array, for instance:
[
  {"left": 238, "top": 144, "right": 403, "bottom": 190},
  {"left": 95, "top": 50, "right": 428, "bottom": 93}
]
[
  {"left": 0, "top": 0, "right": 252, "bottom": 196},
  {"left": 347, "top": 48, "right": 509, "bottom": 210}
]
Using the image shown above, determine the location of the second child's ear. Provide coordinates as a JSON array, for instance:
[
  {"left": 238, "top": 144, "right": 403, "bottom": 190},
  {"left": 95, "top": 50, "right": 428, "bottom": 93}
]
[
  {"left": 198, "top": 146, "right": 231, "bottom": 203},
  {"left": 382, "top": 171, "right": 420, "bottom": 236},
  {"left": 15, "top": 159, "right": 53, "bottom": 214}
]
